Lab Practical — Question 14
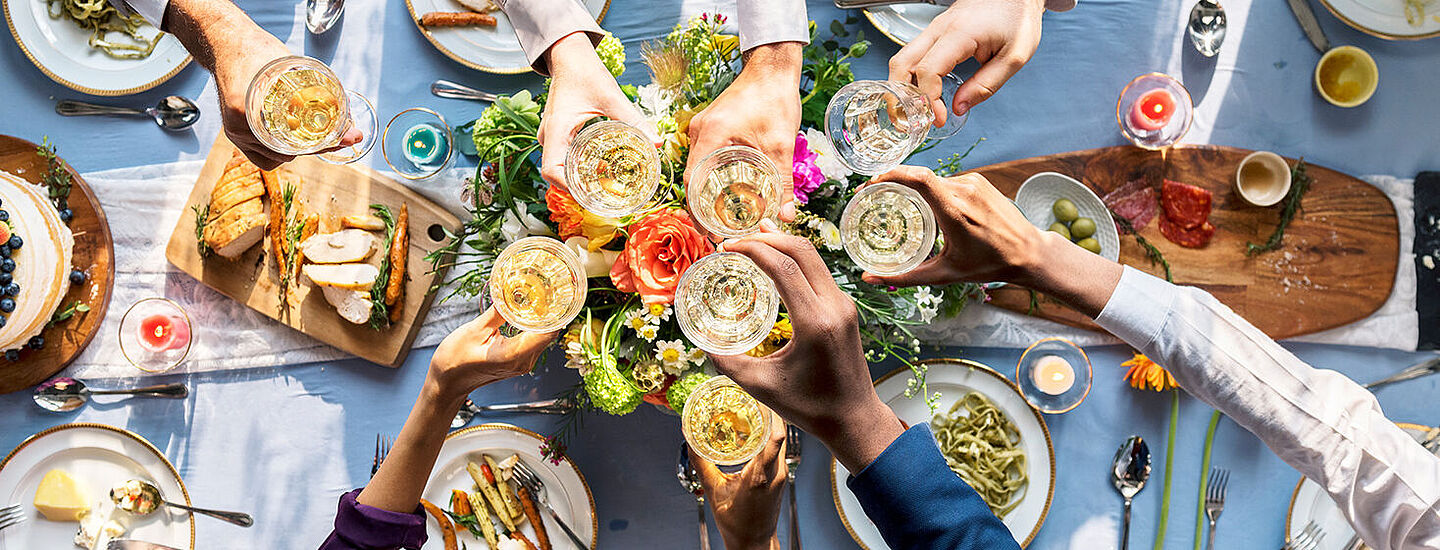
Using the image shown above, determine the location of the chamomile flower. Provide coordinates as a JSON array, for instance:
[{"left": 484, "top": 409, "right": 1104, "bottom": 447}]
[
  {"left": 646, "top": 303, "right": 673, "bottom": 323},
  {"left": 655, "top": 339, "right": 688, "bottom": 374},
  {"left": 625, "top": 308, "right": 649, "bottom": 332},
  {"left": 638, "top": 324, "right": 659, "bottom": 341},
  {"left": 687, "top": 347, "right": 707, "bottom": 367}
]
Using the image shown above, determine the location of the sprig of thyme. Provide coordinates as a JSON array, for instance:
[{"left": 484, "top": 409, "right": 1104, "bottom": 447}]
[
  {"left": 36, "top": 137, "right": 73, "bottom": 211},
  {"left": 277, "top": 183, "right": 299, "bottom": 304},
  {"left": 191, "top": 203, "right": 211, "bottom": 257},
  {"left": 368, "top": 204, "right": 398, "bottom": 329},
  {"left": 1112, "top": 211, "right": 1173, "bottom": 282},
  {"left": 1246, "top": 159, "right": 1312, "bottom": 255}
]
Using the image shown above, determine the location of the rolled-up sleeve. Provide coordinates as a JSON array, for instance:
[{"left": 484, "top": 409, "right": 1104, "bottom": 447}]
[
  {"left": 496, "top": 0, "right": 603, "bottom": 74},
  {"left": 1095, "top": 266, "right": 1440, "bottom": 550},
  {"left": 317, "top": 489, "right": 428, "bottom": 550},
  {"left": 735, "top": 0, "right": 809, "bottom": 51}
]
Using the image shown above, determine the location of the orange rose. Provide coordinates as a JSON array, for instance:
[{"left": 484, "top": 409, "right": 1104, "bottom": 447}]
[
  {"left": 546, "top": 185, "right": 619, "bottom": 250},
  {"left": 610, "top": 209, "right": 713, "bottom": 304}
]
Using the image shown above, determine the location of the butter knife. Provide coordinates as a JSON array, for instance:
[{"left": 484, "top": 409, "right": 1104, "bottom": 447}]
[
  {"left": 833, "top": 0, "right": 953, "bottom": 9},
  {"left": 1285, "top": 0, "right": 1330, "bottom": 53},
  {"left": 1363, "top": 357, "right": 1440, "bottom": 390},
  {"left": 108, "top": 541, "right": 184, "bottom": 550}
]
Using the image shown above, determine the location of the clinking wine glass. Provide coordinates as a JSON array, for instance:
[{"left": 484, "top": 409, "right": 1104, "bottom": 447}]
[
  {"left": 824, "top": 74, "right": 967, "bottom": 176},
  {"left": 245, "top": 55, "right": 377, "bottom": 164},
  {"left": 840, "top": 182, "right": 937, "bottom": 276},
  {"left": 565, "top": 120, "right": 663, "bottom": 218},
  {"left": 674, "top": 252, "right": 780, "bottom": 356},
  {"left": 681, "top": 375, "right": 773, "bottom": 467},
  {"left": 488, "top": 236, "right": 588, "bottom": 333},
  {"left": 686, "top": 145, "right": 782, "bottom": 239}
]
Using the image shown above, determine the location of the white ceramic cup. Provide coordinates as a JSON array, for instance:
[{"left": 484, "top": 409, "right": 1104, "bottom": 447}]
[{"left": 1234, "top": 151, "right": 1292, "bottom": 207}]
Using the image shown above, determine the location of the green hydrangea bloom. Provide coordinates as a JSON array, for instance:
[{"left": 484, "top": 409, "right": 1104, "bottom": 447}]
[
  {"left": 595, "top": 31, "right": 626, "bottom": 78},
  {"left": 471, "top": 90, "right": 541, "bottom": 159},
  {"left": 666, "top": 372, "right": 712, "bottom": 413},
  {"left": 584, "top": 360, "right": 642, "bottom": 415}
]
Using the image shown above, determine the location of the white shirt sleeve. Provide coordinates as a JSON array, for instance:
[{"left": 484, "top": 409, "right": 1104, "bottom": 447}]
[
  {"left": 735, "top": 0, "right": 810, "bottom": 51},
  {"left": 111, "top": 0, "right": 168, "bottom": 27},
  {"left": 1094, "top": 266, "right": 1440, "bottom": 550},
  {"left": 496, "top": 0, "right": 603, "bottom": 75}
]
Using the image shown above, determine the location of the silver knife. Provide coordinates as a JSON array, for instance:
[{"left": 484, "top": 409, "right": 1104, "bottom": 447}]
[
  {"left": 1364, "top": 357, "right": 1440, "bottom": 390},
  {"left": 1285, "top": 0, "right": 1331, "bottom": 53},
  {"left": 108, "top": 541, "right": 184, "bottom": 550},
  {"left": 833, "top": 0, "right": 953, "bottom": 9}
]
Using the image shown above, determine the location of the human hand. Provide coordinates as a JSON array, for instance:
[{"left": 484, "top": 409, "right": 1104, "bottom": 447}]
[
  {"left": 887, "top": 0, "right": 1045, "bottom": 124},
  {"left": 427, "top": 308, "right": 558, "bottom": 403},
  {"left": 708, "top": 223, "right": 904, "bottom": 473},
  {"left": 539, "top": 32, "right": 655, "bottom": 189},
  {"left": 686, "top": 42, "right": 804, "bottom": 223},
  {"left": 692, "top": 414, "right": 787, "bottom": 550}
]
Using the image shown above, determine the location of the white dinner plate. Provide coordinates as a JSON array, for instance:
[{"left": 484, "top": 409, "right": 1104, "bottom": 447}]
[
  {"left": 863, "top": 6, "right": 945, "bottom": 46},
  {"left": 404, "top": 0, "right": 609, "bottom": 74},
  {"left": 423, "top": 423, "right": 597, "bottom": 548},
  {"left": 1284, "top": 423, "right": 1435, "bottom": 550},
  {"left": 831, "top": 359, "right": 1056, "bottom": 548},
  {"left": 1317, "top": 0, "right": 1440, "bottom": 40},
  {"left": 1015, "top": 172, "right": 1121, "bottom": 263},
  {"left": 0, "top": 423, "right": 194, "bottom": 549},
  {"left": 3, "top": 0, "right": 190, "bottom": 95}
]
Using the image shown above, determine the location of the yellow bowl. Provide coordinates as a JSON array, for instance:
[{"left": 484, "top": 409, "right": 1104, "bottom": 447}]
[{"left": 1314, "top": 46, "right": 1378, "bottom": 108}]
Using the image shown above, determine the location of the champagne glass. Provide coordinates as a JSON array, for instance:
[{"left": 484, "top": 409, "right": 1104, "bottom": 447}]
[
  {"left": 118, "top": 298, "right": 193, "bottom": 373},
  {"left": 382, "top": 107, "right": 453, "bottom": 180},
  {"left": 824, "top": 74, "right": 967, "bottom": 176},
  {"left": 564, "top": 120, "right": 663, "bottom": 218},
  {"left": 686, "top": 146, "right": 782, "bottom": 239},
  {"left": 245, "top": 55, "right": 377, "bottom": 164},
  {"left": 1116, "top": 73, "right": 1193, "bottom": 150},
  {"left": 488, "top": 237, "right": 588, "bottom": 332},
  {"left": 674, "top": 252, "right": 779, "bottom": 356},
  {"left": 681, "top": 375, "right": 773, "bottom": 467},
  {"left": 840, "top": 182, "right": 936, "bottom": 276}
]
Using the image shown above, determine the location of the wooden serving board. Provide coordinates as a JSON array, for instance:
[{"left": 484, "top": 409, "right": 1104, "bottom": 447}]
[
  {"left": 0, "top": 135, "right": 115, "bottom": 394},
  {"left": 973, "top": 145, "right": 1398, "bottom": 340},
  {"left": 164, "top": 136, "right": 461, "bottom": 367}
]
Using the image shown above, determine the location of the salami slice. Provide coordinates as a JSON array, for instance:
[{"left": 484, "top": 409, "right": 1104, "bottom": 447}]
[
  {"left": 1106, "top": 185, "right": 1158, "bottom": 230},
  {"left": 1161, "top": 179, "right": 1212, "bottom": 229},
  {"left": 1159, "top": 216, "right": 1215, "bottom": 248}
]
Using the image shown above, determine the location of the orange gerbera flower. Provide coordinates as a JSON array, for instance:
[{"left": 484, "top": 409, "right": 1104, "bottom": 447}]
[{"left": 1122, "top": 352, "right": 1178, "bottom": 392}]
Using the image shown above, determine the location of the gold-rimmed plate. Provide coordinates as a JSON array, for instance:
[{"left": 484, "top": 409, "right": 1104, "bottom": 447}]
[
  {"left": 423, "top": 423, "right": 597, "bottom": 548},
  {"left": 1317, "top": 0, "right": 1440, "bottom": 40},
  {"left": 862, "top": 6, "right": 944, "bottom": 46},
  {"left": 0, "top": 423, "right": 194, "bottom": 549},
  {"left": 3, "top": 0, "right": 190, "bottom": 95},
  {"left": 404, "top": 0, "right": 610, "bottom": 74},
  {"left": 830, "top": 359, "right": 1056, "bottom": 548}
]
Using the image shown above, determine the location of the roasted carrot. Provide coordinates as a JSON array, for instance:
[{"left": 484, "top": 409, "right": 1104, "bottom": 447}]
[
  {"left": 385, "top": 203, "right": 408, "bottom": 324},
  {"left": 517, "top": 485, "right": 550, "bottom": 550},
  {"left": 450, "top": 489, "right": 473, "bottom": 517},
  {"left": 419, "top": 499, "right": 459, "bottom": 550},
  {"left": 510, "top": 532, "right": 539, "bottom": 550}
]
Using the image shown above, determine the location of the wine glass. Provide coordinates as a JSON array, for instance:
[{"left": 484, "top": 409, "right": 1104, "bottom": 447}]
[
  {"left": 674, "top": 252, "right": 779, "bottom": 356},
  {"left": 564, "top": 120, "right": 663, "bottom": 218},
  {"left": 488, "top": 237, "right": 588, "bottom": 333},
  {"left": 840, "top": 182, "right": 937, "bottom": 276},
  {"left": 823, "top": 74, "right": 967, "bottom": 176},
  {"left": 686, "top": 146, "right": 783, "bottom": 239},
  {"left": 118, "top": 297, "right": 193, "bottom": 373},
  {"left": 382, "top": 107, "right": 453, "bottom": 180},
  {"left": 681, "top": 375, "right": 773, "bottom": 467},
  {"left": 1116, "top": 73, "right": 1193, "bottom": 150},
  {"left": 245, "top": 55, "right": 377, "bottom": 164},
  {"left": 1015, "top": 337, "right": 1092, "bottom": 414}
]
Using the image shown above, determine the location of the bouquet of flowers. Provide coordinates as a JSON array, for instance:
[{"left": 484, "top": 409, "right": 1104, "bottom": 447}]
[{"left": 430, "top": 14, "right": 987, "bottom": 460}]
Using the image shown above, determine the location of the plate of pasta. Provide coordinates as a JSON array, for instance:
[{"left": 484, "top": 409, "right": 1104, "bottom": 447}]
[
  {"left": 830, "top": 358, "right": 1055, "bottom": 548},
  {"left": 4, "top": 0, "right": 191, "bottom": 95}
]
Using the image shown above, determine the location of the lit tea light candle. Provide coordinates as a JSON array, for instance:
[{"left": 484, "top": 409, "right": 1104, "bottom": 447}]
[
  {"left": 1128, "top": 89, "right": 1176, "bottom": 132},
  {"left": 139, "top": 314, "right": 190, "bottom": 352},
  {"left": 1032, "top": 355, "right": 1075, "bottom": 396},
  {"left": 402, "top": 123, "right": 447, "bottom": 167}
]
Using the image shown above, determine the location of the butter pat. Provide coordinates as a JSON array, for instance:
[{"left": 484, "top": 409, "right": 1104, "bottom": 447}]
[{"left": 33, "top": 469, "right": 89, "bottom": 522}]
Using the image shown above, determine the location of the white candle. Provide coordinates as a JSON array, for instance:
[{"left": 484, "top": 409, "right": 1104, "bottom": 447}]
[{"left": 1032, "top": 355, "right": 1075, "bottom": 396}]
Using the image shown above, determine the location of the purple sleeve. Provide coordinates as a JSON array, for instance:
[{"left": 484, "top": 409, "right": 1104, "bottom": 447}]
[{"left": 317, "top": 489, "right": 429, "bottom": 550}]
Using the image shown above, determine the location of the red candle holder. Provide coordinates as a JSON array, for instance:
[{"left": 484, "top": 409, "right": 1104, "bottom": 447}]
[
  {"left": 1116, "top": 73, "right": 1193, "bottom": 150},
  {"left": 119, "top": 297, "right": 193, "bottom": 373}
]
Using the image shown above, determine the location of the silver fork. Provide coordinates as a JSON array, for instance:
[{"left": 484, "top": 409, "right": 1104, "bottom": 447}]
[
  {"left": 785, "top": 425, "right": 802, "bottom": 550},
  {"left": 1282, "top": 521, "right": 1325, "bottom": 550},
  {"left": 1205, "top": 468, "right": 1229, "bottom": 550},
  {"left": 0, "top": 503, "right": 24, "bottom": 532},
  {"left": 371, "top": 434, "right": 392, "bottom": 479},
  {"left": 513, "top": 459, "right": 589, "bottom": 549}
]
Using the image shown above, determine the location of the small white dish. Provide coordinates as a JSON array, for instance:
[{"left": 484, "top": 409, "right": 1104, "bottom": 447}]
[
  {"left": 1014, "top": 172, "right": 1121, "bottom": 262},
  {"left": 1235, "top": 151, "right": 1292, "bottom": 207}
]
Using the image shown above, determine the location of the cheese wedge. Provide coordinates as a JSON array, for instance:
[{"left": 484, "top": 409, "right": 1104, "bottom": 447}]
[
  {"left": 303, "top": 263, "right": 380, "bottom": 291},
  {"left": 300, "top": 229, "right": 376, "bottom": 264},
  {"left": 33, "top": 469, "right": 89, "bottom": 522}
]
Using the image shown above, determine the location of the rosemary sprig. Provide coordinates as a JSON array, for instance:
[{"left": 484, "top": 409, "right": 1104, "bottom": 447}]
[
  {"left": 191, "top": 203, "right": 211, "bottom": 257},
  {"left": 277, "top": 183, "right": 299, "bottom": 304},
  {"left": 540, "top": 381, "right": 594, "bottom": 464},
  {"left": 1112, "top": 211, "right": 1173, "bottom": 282},
  {"left": 1246, "top": 159, "right": 1312, "bottom": 255},
  {"left": 368, "top": 204, "right": 398, "bottom": 329}
]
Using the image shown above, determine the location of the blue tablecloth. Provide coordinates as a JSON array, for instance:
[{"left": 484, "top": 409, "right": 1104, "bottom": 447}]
[{"left": 2, "top": 0, "right": 1438, "bottom": 548}]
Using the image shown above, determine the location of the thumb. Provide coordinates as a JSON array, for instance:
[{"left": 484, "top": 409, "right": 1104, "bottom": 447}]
[
  {"left": 951, "top": 55, "right": 1024, "bottom": 116},
  {"left": 538, "top": 115, "right": 586, "bottom": 188}
]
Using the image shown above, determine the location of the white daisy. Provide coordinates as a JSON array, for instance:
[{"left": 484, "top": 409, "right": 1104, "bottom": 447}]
[
  {"left": 655, "top": 339, "right": 688, "bottom": 375},
  {"left": 625, "top": 309, "right": 649, "bottom": 332},
  {"left": 687, "top": 347, "right": 707, "bottom": 367},
  {"left": 645, "top": 302, "right": 673, "bottom": 323},
  {"left": 638, "top": 324, "right": 659, "bottom": 341}
]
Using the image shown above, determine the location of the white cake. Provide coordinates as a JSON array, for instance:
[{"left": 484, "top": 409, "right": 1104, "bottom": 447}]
[{"left": 0, "top": 169, "right": 74, "bottom": 353}]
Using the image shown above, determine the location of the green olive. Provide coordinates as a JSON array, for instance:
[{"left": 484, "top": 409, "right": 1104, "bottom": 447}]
[
  {"left": 1076, "top": 237, "right": 1102, "bottom": 254},
  {"left": 1070, "top": 217, "right": 1097, "bottom": 239},
  {"left": 1052, "top": 198, "right": 1079, "bottom": 223},
  {"left": 1047, "top": 222, "right": 1071, "bottom": 240}
]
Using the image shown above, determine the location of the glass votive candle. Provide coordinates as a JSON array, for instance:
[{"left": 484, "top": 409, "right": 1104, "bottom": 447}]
[
  {"left": 382, "top": 107, "right": 454, "bottom": 180},
  {"left": 1015, "top": 337, "right": 1092, "bottom": 413},
  {"left": 118, "top": 297, "right": 193, "bottom": 373},
  {"left": 1116, "top": 73, "right": 1193, "bottom": 150}
]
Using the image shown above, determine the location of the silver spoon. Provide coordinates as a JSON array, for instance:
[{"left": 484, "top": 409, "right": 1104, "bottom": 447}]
[
  {"left": 110, "top": 479, "right": 253, "bottom": 527},
  {"left": 1187, "top": 0, "right": 1227, "bottom": 57},
  {"left": 431, "top": 80, "right": 498, "bottom": 103},
  {"left": 678, "top": 443, "right": 711, "bottom": 550},
  {"left": 1112, "top": 436, "right": 1151, "bottom": 550},
  {"left": 451, "top": 397, "right": 575, "bottom": 429},
  {"left": 33, "top": 377, "right": 188, "bottom": 413},
  {"left": 306, "top": 0, "right": 345, "bottom": 34},
  {"left": 54, "top": 96, "right": 200, "bottom": 131}
]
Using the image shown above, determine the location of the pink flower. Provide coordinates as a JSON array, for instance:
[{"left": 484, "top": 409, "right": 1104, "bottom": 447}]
[{"left": 792, "top": 132, "right": 825, "bottom": 204}]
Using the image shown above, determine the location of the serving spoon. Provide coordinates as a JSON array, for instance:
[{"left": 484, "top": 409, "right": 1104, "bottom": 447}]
[
  {"left": 110, "top": 479, "right": 253, "bottom": 527},
  {"left": 33, "top": 377, "right": 188, "bottom": 413},
  {"left": 1187, "top": 0, "right": 1227, "bottom": 57},
  {"left": 54, "top": 96, "right": 201, "bottom": 131},
  {"left": 1112, "top": 436, "right": 1151, "bottom": 550}
]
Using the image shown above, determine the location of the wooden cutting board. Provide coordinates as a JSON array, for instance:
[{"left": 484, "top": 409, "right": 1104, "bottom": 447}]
[
  {"left": 164, "top": 136, "right": 461, "bottom": 367},
  {"left": 0, "top": 135, "right": 115, "bottom": 394},
  {"left": 973, "top": 145, "right": 1398, "bottom": 340}
]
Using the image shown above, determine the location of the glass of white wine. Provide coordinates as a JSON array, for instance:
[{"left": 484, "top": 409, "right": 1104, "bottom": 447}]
[
  {"left": 245, "top": 55, "right": 377, "bottom": 164},
  {"left": 564, "top": 120, "right": 663, "bottom": 218},
  {"left": 488, "top": 236, "right": 588, "bottom": 333},
  {"left": 686, "top": 146, "right": 781, "bottom": 239},
  {"left": 840, "top": 182, "right": 936, "bottom": 276},
  {"left": 674, "top": 252, "right": 779, "bottom": 356},
  {"left": 682, "top": 375, "right": 772, "bottom": 466},
  {"left": 823, "top": 74, "right": 966, "bottom": 176}
]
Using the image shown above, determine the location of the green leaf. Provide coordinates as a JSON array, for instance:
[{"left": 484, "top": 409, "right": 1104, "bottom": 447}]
[{"left": 829, "top": 20, "right": 847, "bottom": 37}]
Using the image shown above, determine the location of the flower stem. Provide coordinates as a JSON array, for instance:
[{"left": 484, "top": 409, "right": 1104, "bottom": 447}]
[
  {"left": 1193, "top": 410, "right": 1222, "bottom": 550},
  {"left": 1154, "top": 389, "right": 1179, "bottom": 550}
]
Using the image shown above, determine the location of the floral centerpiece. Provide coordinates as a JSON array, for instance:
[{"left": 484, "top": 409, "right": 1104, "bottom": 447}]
[{"left": 430, "top": 14, "right": 986, "bottom": 460}]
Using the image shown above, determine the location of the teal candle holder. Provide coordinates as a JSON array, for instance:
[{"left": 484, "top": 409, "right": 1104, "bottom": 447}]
[{"left": 382, "top": 107, "right": 454, "bottom": 180}]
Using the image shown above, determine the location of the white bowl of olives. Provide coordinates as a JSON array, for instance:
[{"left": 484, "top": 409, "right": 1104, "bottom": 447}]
[{"left": 1015, "top": 172, "right": 1120, "bottom": 262}]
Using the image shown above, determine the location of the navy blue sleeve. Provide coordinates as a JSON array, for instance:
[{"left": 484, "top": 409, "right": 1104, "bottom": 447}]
[{"left": 846, "top": 424, "right": 1021, "bottom": 550}]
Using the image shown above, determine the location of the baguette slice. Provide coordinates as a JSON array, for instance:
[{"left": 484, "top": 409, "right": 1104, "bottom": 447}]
[
  {"left": 321, "top": 285, "right": 373, "bottom": 325},
  {"left": 300, "top": 229, "right": 376, "bottom": 264},
  {"left": 303, "top": 263, "right": 380, "bottom": 291},
  {"left": 203, "top": 198, "right": 267, "bottom": 258}
]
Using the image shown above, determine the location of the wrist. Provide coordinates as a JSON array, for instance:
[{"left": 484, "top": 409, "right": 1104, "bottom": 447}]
[
  {"left": 741, "top": 42, "right": 803, "bottom": 85},
  {"left": 1014, "top": 233, "right": 1125, "bottom": 318},
  {"left": 544, "top": 31, "right": 603, "bottom": 78},
  {"left": 813, "top": 395, "right": 905, "bottom": 473},
  {"left": 420, "top": 374, "right": 468, "bottom": 411}
]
